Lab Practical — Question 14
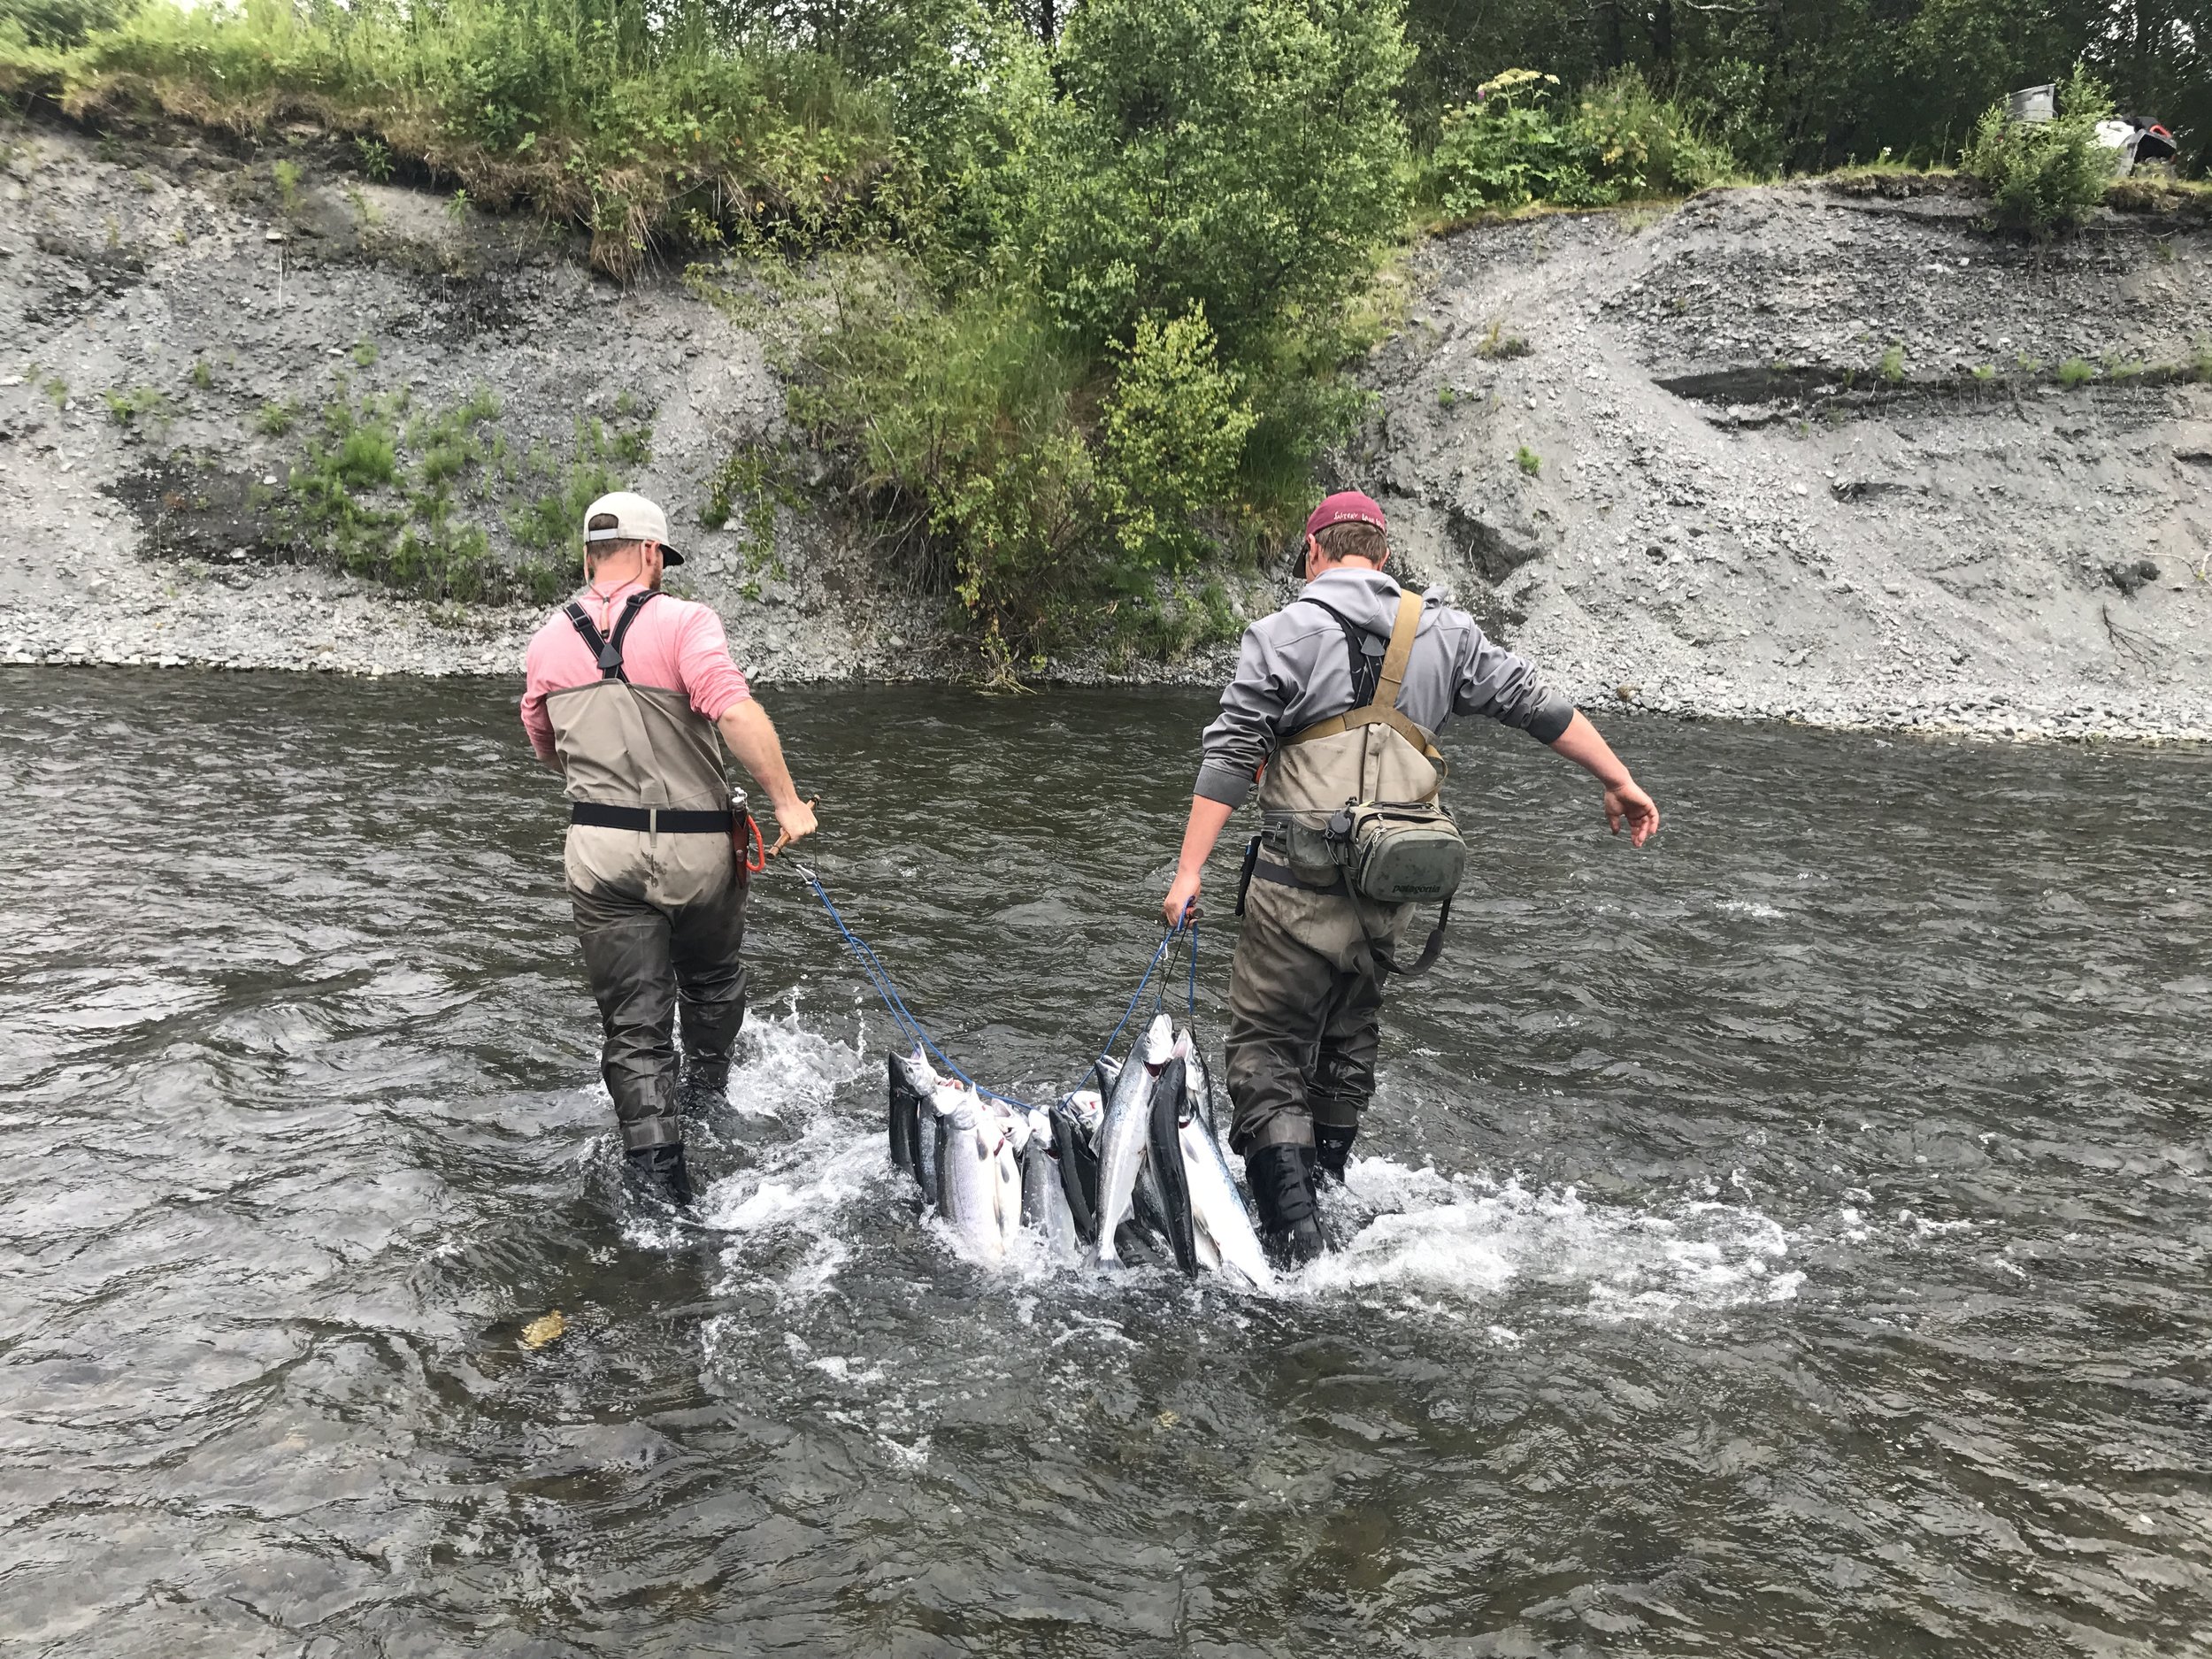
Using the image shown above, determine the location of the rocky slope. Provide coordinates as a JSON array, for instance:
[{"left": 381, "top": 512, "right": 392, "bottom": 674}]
[
  {"left": 4, "top": 112, "right": 2208, "bottom": 740},
  {"left": 1356, "top": 180, "right": 2212, "bottom": 741},
  {"left": 0, "top": 112, "right": 938, "bottom": 682}
]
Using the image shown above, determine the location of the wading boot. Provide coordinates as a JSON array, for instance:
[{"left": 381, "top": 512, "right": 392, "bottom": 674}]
[
  {"left": 1312, "top": 1124, "right": 1356, "bottom": 1186},
  {"left": 677, "top": 1060, "right": 731, "bottom": 1117},
  {"left": 627, "top": 1142, "right": 695, "bottom": 1208},
  {"left": 1246, "top": 1144, "right": 1325, "bottom": 1268}
]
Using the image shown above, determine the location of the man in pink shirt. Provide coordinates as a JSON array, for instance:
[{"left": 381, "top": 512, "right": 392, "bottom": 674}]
[{"left": 521, "top": 492, "right": 818, "bottom": 1207}]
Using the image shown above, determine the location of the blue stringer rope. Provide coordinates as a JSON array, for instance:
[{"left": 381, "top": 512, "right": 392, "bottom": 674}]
[{"left": 790, "top": 863, "right": 1200, "bottom": 1110}]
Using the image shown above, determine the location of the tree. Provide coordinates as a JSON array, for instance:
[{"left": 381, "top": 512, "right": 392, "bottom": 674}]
[{"left": 1024, "top": 0, "right": 1415, "bottom": 359}]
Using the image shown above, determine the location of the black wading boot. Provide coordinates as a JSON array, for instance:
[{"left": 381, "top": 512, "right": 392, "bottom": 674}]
[
  {"left": 677, "top": 1060, "right": 731, "bottom": 1117},
  {"left": 1312, "top": 1124, "right": 1356, "bottom": 1185},
  {"left": 1246, "top": 1144, "right": 1325, "bottom": 1268},
  {"left": 628, "top": 1142, "right": 695, "bottom": 1208}
]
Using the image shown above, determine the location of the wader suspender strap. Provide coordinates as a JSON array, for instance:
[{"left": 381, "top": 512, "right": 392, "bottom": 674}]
[
  {"left": 563, "top": 590, "right": 659, "bottom": 682},
  {"left": 1280, "top": 591, "right": 1443, "bottom": 762},
  {"left": 1299, "top": 596, "right": 1384, "bottom": 707}
]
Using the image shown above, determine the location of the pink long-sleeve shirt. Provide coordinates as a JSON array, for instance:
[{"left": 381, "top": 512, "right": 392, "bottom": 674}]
[{"left": 519, "top": 580, "right": 753, "bottom": 762}]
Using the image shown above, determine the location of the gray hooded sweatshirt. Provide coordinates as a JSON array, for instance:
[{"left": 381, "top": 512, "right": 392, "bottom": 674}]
[{"left": 1193, "top": 568, "right": 1576, "bottom": 808}]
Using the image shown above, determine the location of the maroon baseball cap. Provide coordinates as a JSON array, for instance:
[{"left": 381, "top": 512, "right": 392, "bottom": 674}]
[{"left": 1293, "top": 490, "right": 1389, "bottom": 575}]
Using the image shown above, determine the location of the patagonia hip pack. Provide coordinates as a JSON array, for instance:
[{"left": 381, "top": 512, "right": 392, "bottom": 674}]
[{"left": 1333, "top": 799, "right": 1466, "bottom": 905}]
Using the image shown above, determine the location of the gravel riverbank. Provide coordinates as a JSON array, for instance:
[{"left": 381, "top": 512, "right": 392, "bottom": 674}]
[{"left": 4, "top": 114, "right": 2208, "bottom": 741}]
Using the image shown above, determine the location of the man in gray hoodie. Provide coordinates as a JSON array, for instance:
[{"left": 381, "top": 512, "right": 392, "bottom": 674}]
[{"left": 1159, "top": 490, "right": 1659, "bottom": 1264}]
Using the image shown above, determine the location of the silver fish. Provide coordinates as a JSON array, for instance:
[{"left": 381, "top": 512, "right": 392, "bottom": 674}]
[
  {"left": 933, "top": 1082, "right": 1016, "bottom": 1265},
  {"left": 890, "top": 1048, "right": 936, "bottom": 1198},
  {"left": 991, "top": 1100, "right": 1026, "bottom": 1256},
  {"left": 1020, "top": 1106, "right": 1080, "bottom": 1260},
  {"left": 1179, "top": 1111, "right": 1271, "bottom": 1288},
  {"left": 1090, "top": 1013, "right": 1175, "bottom": 1268},
  {"left": 1026, "top": 1119, "right": 1079, "bottom": 1256}
]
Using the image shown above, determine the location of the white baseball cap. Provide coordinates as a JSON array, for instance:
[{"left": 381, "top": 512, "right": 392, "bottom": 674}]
[{"left": 583, "top": 491, "right": 684, "bottom": 566}]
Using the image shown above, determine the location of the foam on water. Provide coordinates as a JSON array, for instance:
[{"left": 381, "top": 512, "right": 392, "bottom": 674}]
[
  {"left": 687, "top": 1015, "right": 1810, "bottom": 1325},
  {"left": 1302, "top": 1156, "right": 1802, "bottom": 1318},
  {"left": 722, "top": 999, "right": 870, "bottom": 1118}
]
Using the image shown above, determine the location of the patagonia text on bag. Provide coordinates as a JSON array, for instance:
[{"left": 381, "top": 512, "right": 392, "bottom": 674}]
[{"left": 1342, "top": 800, "right": 1465, "bottom": 905}]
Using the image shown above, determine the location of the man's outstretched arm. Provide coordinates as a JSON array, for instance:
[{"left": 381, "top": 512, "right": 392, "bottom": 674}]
[
  {"left": 1548, "top": 711, "right": 1660, "bottom": 846},
  {"left": 716, "top": 699, "right": 818, "bottom": 853}
]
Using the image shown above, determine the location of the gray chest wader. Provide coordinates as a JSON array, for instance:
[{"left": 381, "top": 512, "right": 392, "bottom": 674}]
[{"left": 1236, "top": 589, "right": 1462, "bottom": 978}]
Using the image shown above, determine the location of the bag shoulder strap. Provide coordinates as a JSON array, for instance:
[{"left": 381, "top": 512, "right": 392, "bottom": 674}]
[
  {"left": 1297, "top": 595, "right": 1382, "bottom": 707},
  {"left": 1371, "top": 588, "right": 1425, "bottom": 711}
]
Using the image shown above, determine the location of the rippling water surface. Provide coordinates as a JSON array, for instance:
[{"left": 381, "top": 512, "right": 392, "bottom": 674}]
[{"left": 3, "top": 669, "right": 2208, "bottom": 1656}]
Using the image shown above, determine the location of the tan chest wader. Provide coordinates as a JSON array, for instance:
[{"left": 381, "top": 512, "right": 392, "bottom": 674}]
[
  {"left": 545, "top": 592, "right": 746, "bottom": 836},
  {"left": 1240, "top": 589, "right": 1466, "bottom": 977},
  {"left": 544, "top": 590, "right": 754, "bottom": 1166}
]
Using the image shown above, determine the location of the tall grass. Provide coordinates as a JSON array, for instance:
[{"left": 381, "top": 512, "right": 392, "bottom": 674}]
[{"left": 0, "top": 0, "right": 905, "bottom": 274}]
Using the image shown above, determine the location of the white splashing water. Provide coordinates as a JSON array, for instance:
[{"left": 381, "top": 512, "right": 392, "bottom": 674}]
[
  {"left": 1302, "top": 1156, "right": 1802, "bottom": 1319},
  {"left": 688, "top": 1012, "right": 1803, "bottom": 1322}
]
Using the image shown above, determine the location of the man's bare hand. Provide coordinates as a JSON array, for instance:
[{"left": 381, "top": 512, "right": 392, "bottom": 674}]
[
  {"left": 768, "top": 796, "right": 818, "bottom": 856},
  {"left": 1604, "top": 780, "right": 1660, "bottom": 847},
  {"left": 1160, "top": 870, "right": 1202, "bottom": 930}
]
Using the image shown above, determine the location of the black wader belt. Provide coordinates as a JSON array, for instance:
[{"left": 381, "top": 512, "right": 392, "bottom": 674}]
[
  {"left": 1247, "top": 860, "right": 1452, "bottom": 979},
  {"left": 564, "top": 589, "right": 659, "bottom": 681},
  {"left": 570, "top": 803, "right": 735, "bottom": 833}
]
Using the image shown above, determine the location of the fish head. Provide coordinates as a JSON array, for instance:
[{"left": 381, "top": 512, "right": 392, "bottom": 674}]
[
  {"left": 934, "top": 1081, "right": 986, "bottom": 1129},
  {"left": 1140, "top": 1012, "right": 1176, "bottom": 1071},
  {"left": 1056, "top": 1087, "right": 1103, "bottom": 1137},
  {"left": 892, "top": 1048, "right": 938, "bottom": 1101}
]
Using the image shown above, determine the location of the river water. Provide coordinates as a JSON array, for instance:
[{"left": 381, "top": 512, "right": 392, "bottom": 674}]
[{"left": 3, "top": 669, "right": 2207, "bottom": 1656}]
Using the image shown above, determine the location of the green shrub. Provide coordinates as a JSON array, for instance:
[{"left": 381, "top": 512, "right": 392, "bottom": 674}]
[
  {"left": 1425, "top": 66, "right": 1729, "bottom": 216},
  {"left": 778, "top": 265, "right": 1094, "bottom": 654},
  {"left": 1962, "top": 65, "right": 2116, "bottom": 237},
  {"left": 10, "top": 0, "right": 907, "bottom": 277},
  {"left": 1427, "top": 69, "right": 1588, "bottom": 213},
  {"left": 0, "top": 0, "right": 125, "bottom": 50},
  {"left": 1096, "top": 306, "right": 1257, "bottom": 576},
  {"left": 1025, "top": 0, "right": 1413, "bottom": 358},
  {"left": 1568, "top": 70, "right": 1732, "bottom": 200},
  {"left": 2057, "top": 356, "right": 2096, "bottom": 388},
  {"left": 1514, "top": 443, "right": 1541, "bottom": 476},
  {"left": 103, "top": 384, "right": 173, "bottom": 427}
]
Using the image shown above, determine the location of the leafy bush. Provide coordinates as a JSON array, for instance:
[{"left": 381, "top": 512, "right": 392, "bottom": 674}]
[
  {"left": 1425, "top": 66, "right": 1731, "bottom": 216},
  {"left": 1096, "top": 307, "right": 1256, "bottom": 577},
  {"left": 1571, "top": 71, "right": 1733, "bottom": 201},
  {"left": 1025, "top": 0, "right": 1413, "bottom": 357},
  {"left": 6, "top": 0, "right": 907, "bottom": 276},
  {"left": 1962, "top": 65, "right": 2116, "bottom": 237},
  {"left": 0, "top": 0, "right": 126, "bottom": 50},
  {"left": 760, "top": 262, "right": 1094, "bottom": 654}
]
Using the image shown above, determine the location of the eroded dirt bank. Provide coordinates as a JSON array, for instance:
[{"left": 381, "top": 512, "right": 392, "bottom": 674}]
[
  {"left": 1357, "top": 181, "right": 2212, "bottom": 741},
  {"left": 4, "top": 114, "right": 2208, "bottom": 740}
]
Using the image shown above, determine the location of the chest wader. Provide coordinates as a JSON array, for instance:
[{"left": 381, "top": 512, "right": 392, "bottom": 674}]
[
  {"left": 1225, "top": 591, "right": 1466, "bottom": 1196},
  {"left": 544, "top": 591, "right": 755, "bottom": 1196}
]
